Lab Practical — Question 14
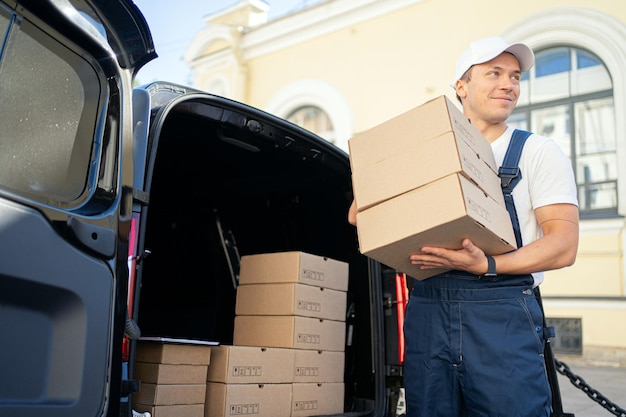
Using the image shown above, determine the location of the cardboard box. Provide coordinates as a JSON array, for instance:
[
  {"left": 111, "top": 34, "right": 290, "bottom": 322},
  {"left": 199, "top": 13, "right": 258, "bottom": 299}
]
[
  {"left": 136, "top": 339, "right": 212, "bottom": 365},
  {"left": 233, "top": 316, "right": 346, "bottom": 352},
  {"left": 133, "top": 403, "right": 204, "bottom": 417},
  {"left": 293, "top": 350, "right": 344, "bottom": 383},
  {"left": 134, "top": 383, "right": 206, "bottom": 405},
  {"left": 205, "top": 383, "right": 292, "bottom": 417},
  {"left": 207, "top": 345, "right": 295, "bottom": 383},
  {"left": 135, "top": 362, "right": 208, "bottom": 385},
  {"left": 235, "top": 283, "right": 347, "bottom": 321},
  {"left": 356, "top": 173, "right": 516, "bottom": 281},
  {"left": 238, "top": 251, "right": 349, "bottom": 292},
  {"left": 291, "top": 382, "right": 344, "bottom": 417},
  {"left": 349, "top": 95, "right": 500, "bottom": 211}
]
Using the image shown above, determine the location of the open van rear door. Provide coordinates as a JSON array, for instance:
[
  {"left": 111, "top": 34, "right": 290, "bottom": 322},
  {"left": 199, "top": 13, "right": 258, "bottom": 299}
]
[{"left": 0, "top": 1, "right": 155, "bottom": 417}]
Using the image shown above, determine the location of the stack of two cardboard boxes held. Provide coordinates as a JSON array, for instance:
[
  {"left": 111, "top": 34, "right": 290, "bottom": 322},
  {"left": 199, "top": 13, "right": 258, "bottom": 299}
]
[
  {"left": 134, "top": 340, "right": 212, "bottom": 417},
  {"left": 205, "top": 251, "right": 348, "bottom": 417},
  {"left": 349, "top": 95, "right": 517, "bottom": 281}
]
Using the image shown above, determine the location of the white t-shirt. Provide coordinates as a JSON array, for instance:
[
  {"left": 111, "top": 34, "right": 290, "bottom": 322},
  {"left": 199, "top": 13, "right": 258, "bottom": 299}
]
[{"left": 491, "top": 126, "right": 579, "bottom": 285}]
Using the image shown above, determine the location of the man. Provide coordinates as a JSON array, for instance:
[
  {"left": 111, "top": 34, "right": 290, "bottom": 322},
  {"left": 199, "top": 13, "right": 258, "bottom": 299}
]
[
  {"left": 407, "top": 36, "right": 579, "bottom": 417},
  {"left": 351, "top": 37, "right": 579, "bottom": 417}
]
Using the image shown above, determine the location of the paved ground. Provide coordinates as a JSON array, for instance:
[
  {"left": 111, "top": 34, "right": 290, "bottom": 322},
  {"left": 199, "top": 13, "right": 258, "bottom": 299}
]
[
  {"left": 392, "top": 355, "right": 625, "bottom": 416},
  {"left": 557, "top": 362, "right": 626, "bottom": 417}
]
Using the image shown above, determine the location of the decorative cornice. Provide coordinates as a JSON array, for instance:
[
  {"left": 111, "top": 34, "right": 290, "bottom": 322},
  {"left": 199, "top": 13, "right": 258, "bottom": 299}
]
[{"left": 239, "top": 0, "right": 422, "bottom": 59}]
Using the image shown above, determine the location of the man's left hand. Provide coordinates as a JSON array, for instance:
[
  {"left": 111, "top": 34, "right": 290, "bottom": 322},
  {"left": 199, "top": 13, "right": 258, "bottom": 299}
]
[{"left": 409, "top": 238, "right": 488, "bottom": 275}]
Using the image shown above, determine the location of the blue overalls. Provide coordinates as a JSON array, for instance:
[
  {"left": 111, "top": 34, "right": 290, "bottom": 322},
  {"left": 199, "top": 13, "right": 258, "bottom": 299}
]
[{"left": 403, "top": 130, "right": 552, "bottom": 417}]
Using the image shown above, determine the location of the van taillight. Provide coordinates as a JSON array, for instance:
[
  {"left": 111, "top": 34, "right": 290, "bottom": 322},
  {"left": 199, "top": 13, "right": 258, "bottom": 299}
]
[
  {"left": 395, "top": 273, "right": 409, "bottom": 364},
  {"left": 122, "top": 213, "right": 140, "bottom": 361}
]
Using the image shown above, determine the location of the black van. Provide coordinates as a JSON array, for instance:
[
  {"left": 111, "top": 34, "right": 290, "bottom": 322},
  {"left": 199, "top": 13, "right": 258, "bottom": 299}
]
[{"left": 0, "top": 1, "right": 404, "bottom": 416}]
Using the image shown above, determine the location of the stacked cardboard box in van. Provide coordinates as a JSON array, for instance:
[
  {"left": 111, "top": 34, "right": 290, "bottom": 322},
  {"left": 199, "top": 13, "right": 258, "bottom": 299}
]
[
  {"left": 348, "top": 95, "right": 517, "bottom": 281},
  {"left": 204, "top": 251, "right": 348, "bottom": 417},
  {"left": 205, "top": 346, "right": 294, "bottom": 417},
  {"left": 133, "top": 340, "right": 212, "bottom": 417}
]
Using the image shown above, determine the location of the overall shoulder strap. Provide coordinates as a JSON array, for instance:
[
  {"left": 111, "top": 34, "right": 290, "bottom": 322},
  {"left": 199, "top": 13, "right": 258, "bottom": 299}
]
[
  {"left": 498, "top": 129, "right": 532, "bottom": 247},
  {"left": 499, "top": 129, "right": 532, "bottom": 193},
  {"left": 499, "top": 129, "right": 573, "bottom": 417}
]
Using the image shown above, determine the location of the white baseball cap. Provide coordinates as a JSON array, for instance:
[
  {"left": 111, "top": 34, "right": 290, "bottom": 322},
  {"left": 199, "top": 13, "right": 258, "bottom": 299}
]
[{"left": 453, "top": 36, "right": 535, "bottom": 84}]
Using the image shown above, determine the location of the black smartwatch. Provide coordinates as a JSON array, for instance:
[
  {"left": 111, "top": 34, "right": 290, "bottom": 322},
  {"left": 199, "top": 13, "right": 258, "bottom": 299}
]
[{"left": 484, "top": 255, "right": 497, "bottom": 277}]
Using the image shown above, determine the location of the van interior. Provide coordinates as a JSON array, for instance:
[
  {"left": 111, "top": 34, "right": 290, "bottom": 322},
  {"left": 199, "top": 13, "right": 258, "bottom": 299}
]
[{"left": 133, "top": 92, "right": 386, "bottom": 414}]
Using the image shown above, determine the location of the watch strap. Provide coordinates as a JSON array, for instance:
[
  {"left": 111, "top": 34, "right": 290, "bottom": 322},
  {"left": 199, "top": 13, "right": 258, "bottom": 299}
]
[{"left": 484, "top": 255, "right": 497, "bottom": 277}]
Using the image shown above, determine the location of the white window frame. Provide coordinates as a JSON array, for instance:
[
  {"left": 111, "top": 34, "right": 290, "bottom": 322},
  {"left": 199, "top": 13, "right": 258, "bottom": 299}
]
[{"left": 504, "top": 6, "right": 626, "bottom": 216}]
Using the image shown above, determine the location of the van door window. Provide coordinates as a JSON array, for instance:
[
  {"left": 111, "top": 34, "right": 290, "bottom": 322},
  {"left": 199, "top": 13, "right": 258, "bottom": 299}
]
[{"left": 0, "top": 5, "right": 101, "bottom": 206}]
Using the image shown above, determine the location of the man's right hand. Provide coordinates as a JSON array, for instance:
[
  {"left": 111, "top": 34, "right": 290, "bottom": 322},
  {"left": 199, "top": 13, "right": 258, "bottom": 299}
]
[{"left": 348, "top": 200, "right": 357, "bottom": 226}]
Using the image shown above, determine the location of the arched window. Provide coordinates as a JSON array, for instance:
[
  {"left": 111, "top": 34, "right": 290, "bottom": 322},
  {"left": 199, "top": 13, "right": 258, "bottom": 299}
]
[
  {"left": 265, "top": 79, "right": 353, "bottom": 153},
  {"left": 510, "top": 46, "right": 616, "bottom": 218},
  {"left": 286, "top": 105, "right": 336, "bottom": 144}
]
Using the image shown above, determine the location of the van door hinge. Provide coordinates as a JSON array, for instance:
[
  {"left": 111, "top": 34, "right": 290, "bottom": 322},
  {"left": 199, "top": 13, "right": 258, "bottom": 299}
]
[
  {"left": 133, "top": 189, "right": 150, "bottom": 205},
  {"left": 121, "top": 379, "right": 140, "bottom": 396}
]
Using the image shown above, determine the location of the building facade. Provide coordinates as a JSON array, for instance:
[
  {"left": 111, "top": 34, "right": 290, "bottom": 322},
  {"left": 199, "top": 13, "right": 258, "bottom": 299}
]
[{"left": 184, "top": 0, "right": 626, "bottom": 365}]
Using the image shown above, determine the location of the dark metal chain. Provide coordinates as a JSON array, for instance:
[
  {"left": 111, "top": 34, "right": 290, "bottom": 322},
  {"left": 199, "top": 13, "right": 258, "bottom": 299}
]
[{"left": 555, "top": 358, "right": 626, "bottom": 417}]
